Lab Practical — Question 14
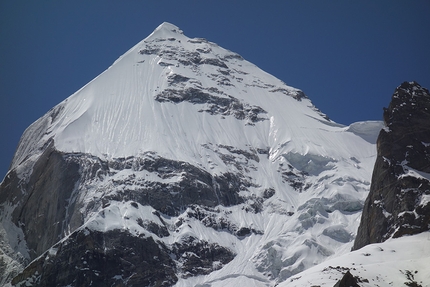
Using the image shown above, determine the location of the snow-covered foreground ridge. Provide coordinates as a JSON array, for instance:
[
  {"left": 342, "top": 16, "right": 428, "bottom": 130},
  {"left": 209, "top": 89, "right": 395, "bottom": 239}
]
[
  {"left": 1, "top": 22, "right": 384, "bottom": 286},
  {"left": 279, "top": 232, "right": 430, "bottom": 287}
]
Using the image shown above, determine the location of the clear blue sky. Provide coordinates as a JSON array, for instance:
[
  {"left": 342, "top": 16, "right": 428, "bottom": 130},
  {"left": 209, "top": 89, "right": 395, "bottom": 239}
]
[{"left": 1, "top": 1, "right": 429, "bottom": 178}]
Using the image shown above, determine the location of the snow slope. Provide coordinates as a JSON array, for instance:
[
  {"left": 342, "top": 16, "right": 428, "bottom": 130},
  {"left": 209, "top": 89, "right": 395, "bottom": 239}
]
[
  {"left": 279, "top": 232, "right": 430, "bottom": 287},
  {"left": 11, "top": 22, "right": 379, "bottom": 176},
  {"left": 3, "top": 23, "right": 385, "bottom": 286}
]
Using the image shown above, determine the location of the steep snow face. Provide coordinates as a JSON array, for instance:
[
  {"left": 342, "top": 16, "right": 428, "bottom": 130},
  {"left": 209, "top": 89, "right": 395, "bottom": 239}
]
[
  {"left": 11, "top": 22, "right": 374, "bottom": 173},
  {"left": 3, "top": 22, "right": 383, "bottom": 286}
]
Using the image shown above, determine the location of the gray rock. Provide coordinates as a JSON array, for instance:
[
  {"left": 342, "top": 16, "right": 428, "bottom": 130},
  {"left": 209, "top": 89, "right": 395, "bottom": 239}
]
[
  {"left": 333, "top": 270, "right": 360, "bottom": 287},
  {"left": 353, "top": 82, "right": 430, "bottom": 250},
  {"left": 12, "top": 228, "right": 178, "bottom": 287}
]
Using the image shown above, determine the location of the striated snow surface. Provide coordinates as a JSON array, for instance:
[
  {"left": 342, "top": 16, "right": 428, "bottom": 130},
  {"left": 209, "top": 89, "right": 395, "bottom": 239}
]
[
  {"left": 11, "top": 22, "right": 379, "bottom": 174},
  {"left": 2, "top": 22, "right": 389, "bottom": 286}
]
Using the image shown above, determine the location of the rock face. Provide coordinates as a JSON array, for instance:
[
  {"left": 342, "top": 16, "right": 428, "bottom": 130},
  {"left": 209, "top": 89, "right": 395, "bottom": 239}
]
[
  {"left": 10, "top": 228, "right": 233, "bottom": 286},
  {"left": 1, "top": 147, "right": 239, "bottom": 286},
  {"left": 0, "top": 143, "right": 81, "bottom": 259},
  {"left": 353, "top": 81, "right": 430, "bottom": 250},
  {"left": 11, "top": 229, "right": 178, "bottom": 287}
]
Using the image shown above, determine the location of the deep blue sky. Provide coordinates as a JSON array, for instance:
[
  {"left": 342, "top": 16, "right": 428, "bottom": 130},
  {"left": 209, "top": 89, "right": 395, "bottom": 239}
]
[{"left": 1, "top": 1, "right": 429, "bottom": 178}]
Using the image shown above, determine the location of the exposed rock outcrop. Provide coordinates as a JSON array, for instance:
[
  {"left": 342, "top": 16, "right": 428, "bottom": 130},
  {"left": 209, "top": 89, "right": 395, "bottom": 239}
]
[
  {"left": 155, "top": 87, "right": 268, "bottom": 123},
  {"left": 333, "top": 271, "right": 360, "bottom": 287},
  {"left": 11, "top": 229, "right": 177, "bottom": 287},
  {"left": 0, "top": 142, "right": 82, "bottom": 260},
  {"left": 353, "top": 81, "right": 430, "bottom": 250},
  {"left": 11, "top": 227, "right": 235, "bottom": 286}
]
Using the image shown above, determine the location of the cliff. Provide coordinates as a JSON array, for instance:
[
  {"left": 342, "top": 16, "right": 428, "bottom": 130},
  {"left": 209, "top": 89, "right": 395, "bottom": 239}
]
[{"left": 353, "top": 81, "right": 430, "bottom": 250}]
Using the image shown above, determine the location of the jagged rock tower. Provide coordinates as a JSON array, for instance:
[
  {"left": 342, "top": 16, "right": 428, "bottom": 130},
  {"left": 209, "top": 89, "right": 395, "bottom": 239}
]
[{"left": 353, "top": 81, "right": 430, "bottom": 250}]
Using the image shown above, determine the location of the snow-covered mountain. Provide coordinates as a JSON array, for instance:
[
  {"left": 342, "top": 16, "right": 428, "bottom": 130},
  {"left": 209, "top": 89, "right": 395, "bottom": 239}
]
[{"left": 0, "top": 22, "right": 386, "bottom": 286}]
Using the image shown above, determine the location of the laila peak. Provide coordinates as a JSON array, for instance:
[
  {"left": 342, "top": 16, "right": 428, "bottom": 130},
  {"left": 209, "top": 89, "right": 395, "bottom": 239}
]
[
  {"left": 10, "top": 21, "right": 311, "bottom": 169},
  {"left": 1, "top": 23, "right": 428, "bottom": 287},
  {"left": 152, "top": 22, "right": 184, "bottom": 35}
]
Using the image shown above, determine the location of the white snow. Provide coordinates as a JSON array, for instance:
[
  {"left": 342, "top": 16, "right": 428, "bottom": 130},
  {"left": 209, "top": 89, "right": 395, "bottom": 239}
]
[
  {"left": 345, "top": 121, "right": 384, "bottom": 144},
  {"left": 399, "top": 165, "right": 430, "bottom": 181},
  {"left": 279, "top": 232, "right": 430, "bottom": 287},
  {"left": 84, "top": 201, "right": 159, "bottom": 237}
]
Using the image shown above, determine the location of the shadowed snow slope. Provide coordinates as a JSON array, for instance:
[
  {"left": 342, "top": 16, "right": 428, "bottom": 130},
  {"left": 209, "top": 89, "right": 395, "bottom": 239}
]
[{"left": 1, "top": 22, "right": 382, "bottom": 286}]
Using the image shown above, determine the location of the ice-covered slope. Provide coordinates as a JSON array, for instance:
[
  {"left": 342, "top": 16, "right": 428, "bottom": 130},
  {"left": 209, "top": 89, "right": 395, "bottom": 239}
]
[
  {"left": 1, "top": 23, "right": 382, "bottom": 286},
  {"left": 280, "top": 81, "right": 430, "bottom": 287},
  {"left": 11, "top": 22, "right": 376, "bottom": 176}
]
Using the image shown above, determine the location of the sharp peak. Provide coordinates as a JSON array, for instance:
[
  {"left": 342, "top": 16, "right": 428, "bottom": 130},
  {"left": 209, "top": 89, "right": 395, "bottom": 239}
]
[{"left": 152, "top": 22, "right": 183, "bottom": 36}]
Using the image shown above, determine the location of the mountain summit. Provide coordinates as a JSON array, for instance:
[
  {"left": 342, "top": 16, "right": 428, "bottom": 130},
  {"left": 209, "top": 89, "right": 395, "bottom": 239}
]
[
  {"left": 0, "top": 23, "right": 381, "bottom": 286},
  {"left": 11, "top": 21, "right": 309, "bottom": 168}
]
